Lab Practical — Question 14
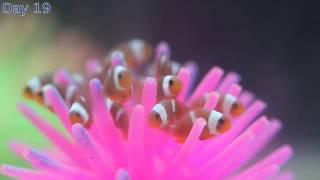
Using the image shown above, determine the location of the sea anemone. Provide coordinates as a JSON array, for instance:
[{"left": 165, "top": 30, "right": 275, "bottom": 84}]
[{"left": 1, "top": 40, "right": 293, "bottom": 180}]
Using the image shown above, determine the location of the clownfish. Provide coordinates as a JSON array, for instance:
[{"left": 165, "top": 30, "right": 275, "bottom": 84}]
[
  {"left": 105, "top": 98, "right": 129, "bottom": 137},
  {"left": 154, "top": 54, "right": 181, "bottom": 78},
  {"left": 24, "top": 72, "right": 85, "bottom": 108},
  {"left": 69, "top": 93, "right": 92, "bottom": 128},
  {"left": 38, "top": 83, "right": 79, "bottom": 109},
  {"left": 149, "top": 99, "right": 187, "bottom": 130},
  {"left": 115, "top": 39, "right": 153, "bottom": 69},
  {"left": 103, "top": 65, "right": 133, "bottom": 103},
  {"left": 89, "top": 51, "right": 126, "bottom": 82},
  {"left": 23, "top": 74, "right": 54, "bottom": 105},
  {"left": 157, "top": 75, "right": 183, "bottom": 100},
  {"left": 190, "top": 93, "right": 245, "bottom": 118},
  {"left": 173, "top": 108, "right": 231, "bottom": 142}
]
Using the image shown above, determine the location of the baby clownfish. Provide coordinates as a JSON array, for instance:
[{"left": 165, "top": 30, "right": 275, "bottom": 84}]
[
  {"left": 149, "top": 99, "right": 177, "bottom": 130},
  {"left": 190, "top": 93, "right": 245, "bottom": 118},
  {"left": 39, "top": 84, "right": 76, "bottom": 109},
  {"left": 116, "top": 39, "right": 153, "bottom": 69},
  {"left": 105, "top": 98, "right": 129, "bottom": 137},
  {"left": 154, "top": 54, "right": 181, "bottom": 78},
  {"left": 149, "top": 99, "right": 188, "bottom": 130},
  {"left": 23, "top": 73, "right": 84, "bottom": 108},
  {"left": 43, "top": 83, "right": 82, "bottom": 108},
  {"left": 216, "top": 94, "right": 245, "bottom": 118},
  {"left": 103, "top": 65, "right": 133, "bottom": 103},
  {"left": 23, "top": 74, "right": 53, "bottom": 105},
  {"left": 92, "top": 51, "right": 127, "bottom": 82},
  {"left": 173, "top": 108, "right": 231, "bottom": 142},
  {"left": 157, "top": 75, "right": 183, "bottom": 100},
  {"left": 69, "top": 94, "right": 92, "bottom": 128}
]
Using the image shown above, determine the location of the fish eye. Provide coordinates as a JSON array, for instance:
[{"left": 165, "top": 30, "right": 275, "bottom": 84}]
[
  {"left": 118, "top": 73, "right": 123, "bottom": 80},
  {"left": 38, "top": 91, "right": 43, "bottom": 97},
  {"left": 169, "top": 79, "right": 174, "bottom": 86},
  {"left": 218, "top": 118, "right": 225, "bottom": 125},
  {"left": 25, "top": 87, "right": 31, "bottom": 92},
  {"left": 75, "top": 112, "right": 81, "bottom": 118},
  {"left": 155, "top": 113, "right": 160, "bottom": 120},
  {"left": 232, "top": 102, "right": 239, "bottom": 109}
]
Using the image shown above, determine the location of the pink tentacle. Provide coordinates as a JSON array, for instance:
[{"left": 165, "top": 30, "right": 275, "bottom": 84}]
[
  {"left": 53, "top": 69, "right": 73, "bottom": 87},
  {"left": 177, "top": 67, "right": 192, "bottom": 103},
  {"left": 140, "top": 77, "right": 157, "bottom": 179},
  {"left": 204, "top": 91, "right": 220, "bottom": 110},
  {"left": 89, "top": 79, "right": 127, "bottom": 168},
  {"left": 227, "top": 84, "right": 242, "bottom": 97},
  {"left": 192, "top": 131, "right": 255, "bottom": 179},
  {"left": 192, "top": 100, "right": 266, "bottom": 165},
  {"left": 128, "top": 105, "right": 146, "bottom": 180},
  {"left": 234, "top": 145, "right": 293, "bottom": 179},
  {"left": 188, "top": 66, "right": 224, "bottom": 103},
  {"left": 215, "top": 117, "right": 271, "bottom": 178},
  {"left": 238, "top": 91, "right": 255, "bottom": 107},
  {"left": 160, "top": 118, "right": 206, "bottom": 179},
  {"left": 0, "top": 164, "right": 62, "bottom": 180},
  {"left": 72, "top": 123, "right": 113, "bottom": 179},
  {"left": 44, "top": 85, "right": 72, "bottom": 134},
  {"left": 18, "top": 103, "right": 88, "bottom": 168},
  {"left": 245, "top": 164, "right": 280, "bottom": 180},
  {"left": 217, "top": 72, "right": 241, "bottom": 93}
]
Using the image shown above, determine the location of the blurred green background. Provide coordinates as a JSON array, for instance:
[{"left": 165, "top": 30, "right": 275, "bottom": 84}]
[{"left": 0, "top": 16, "right": 101, "bottom": 180}]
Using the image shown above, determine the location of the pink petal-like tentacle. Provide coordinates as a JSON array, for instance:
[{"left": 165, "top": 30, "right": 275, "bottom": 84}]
[
  {"left": 89, "top": 79, "right": 127, "bottom": 168},
  {"left": 234, "top": 145, "right": 293, "bottom": 179},
  {"left": 217, "top": 72, "right": 240, "bottom": 93},
  {"left": 177, "top": 67, "right": 192, "bottom": 103},
  {"left": 72, "top": 123, "right": 113, "bottom": 179},
  {"left": 18, "top": 103, "right": 88, "bottom": 168},
  {"left": 188, "top": 66, "right": 224, "bottom": 103},
  {"left": 128, "top": 105, "right": 146, "bottom": 180},
  {"left": 44, "top": 85, "right": 72, "bottom": 134}
]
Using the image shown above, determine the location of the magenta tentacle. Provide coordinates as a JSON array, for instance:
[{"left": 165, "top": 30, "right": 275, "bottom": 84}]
[
  {"left": 188, "top": 66, "right": 224, "bottom": 103},
  {"left": 177, "top": 67, "right": 192, "bottom": 102},
  {"left": 89, "top": 79, "right": 127, "bottom": 168},
  {"left": 18, "top": 103, "right": 88, "bottom": 168},
  {"left": 217, "top": 72, "right": 240, "bottom": 93},
  {"left": 45, "top": 85, "right": 72, "bottom": 133},
  {"left": 128, "top": 105, "right": 146, "bottom": 180}
]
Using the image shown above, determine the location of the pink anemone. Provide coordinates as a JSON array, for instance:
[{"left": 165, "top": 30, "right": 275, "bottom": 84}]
[{"left": 1, "top": 64, "right": 293, "bottom": 180}]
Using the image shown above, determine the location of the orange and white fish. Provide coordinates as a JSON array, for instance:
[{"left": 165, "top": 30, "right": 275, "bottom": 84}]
[
  {"left": 115, "top": 39, "right": 153, "bottom": 69},
  {"left": 103, "top": 65, "right": 133, "bottom": 103},
  {"left": 149, "top": 99, "right": 177, "bottom": 130},
  {"left": 69, "top": 93, "right": 92, "bottom": 128},
  {"left": 173, "top": 108, "right": 231, "bottom": 142},
  {"left": 88, "top": 51, "right": 126, "bottom": 82},
  {"left": 149, "top": 99, "right": 187, "bottom": 130},
  {"left": 23, "top": 74, "right": 53, "bottom": 105},
  {"left": 157, "top": 75, "right": 182, "bottom": 100},
  {"left": 191, "top": 93, "right": 245, "bottom": 118},
  {"left": 40, "top": 83, "right": 80, "bottom": 108},
  {"left": 24, "top": 72, "right": 85, "bottom": 108}
]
